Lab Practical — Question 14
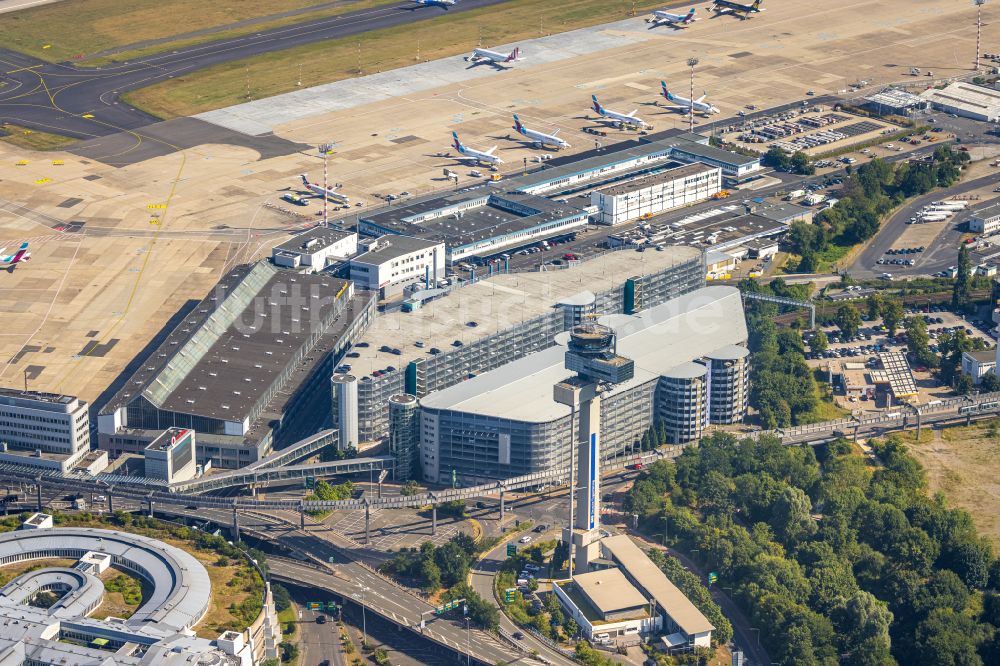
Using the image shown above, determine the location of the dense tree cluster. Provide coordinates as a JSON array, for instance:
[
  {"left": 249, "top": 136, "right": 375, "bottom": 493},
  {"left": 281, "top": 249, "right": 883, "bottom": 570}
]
[
  {"left": 625, "top": 433, "right": 1000, "bottom": 665},
  {"left": 763, "top": 146, "right": 816, "bottom": 175},
  {"left": 740, "top": 279, "right": 820, "bottom": 428},
  {"left": 785, "top": 148, "right": 969, "bottom": 273},
  {"left": 381, "top": 532, "right": 479, "bottom": 592}
]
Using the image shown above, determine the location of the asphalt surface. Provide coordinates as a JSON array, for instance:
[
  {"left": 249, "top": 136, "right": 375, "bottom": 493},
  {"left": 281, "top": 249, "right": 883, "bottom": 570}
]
[
  {"left": 848, "top": 173, "right": 1000, "bottom": 279},
  {"left": 0, "top": 0, "right": 513, "bottom": 142}
]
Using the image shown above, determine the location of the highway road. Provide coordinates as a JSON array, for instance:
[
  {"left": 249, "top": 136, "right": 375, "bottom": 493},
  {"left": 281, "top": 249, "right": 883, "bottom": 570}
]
[
  {"left": 469, "top": 534, "right": 576, "bottom": 666},
  {"left": 0, "top": 0, "right": 513, "bottom": 139},
  {"left": 848, "top": 173, "right": 1000, "bottom": 280}
]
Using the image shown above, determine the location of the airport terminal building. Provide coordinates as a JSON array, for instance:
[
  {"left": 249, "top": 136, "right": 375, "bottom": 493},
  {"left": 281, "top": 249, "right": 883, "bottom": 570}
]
[
  {"left": 98, "top": 262, "right": 375, "bottom": 469},
  {"left": 416, "top": 286, "right": 749, "bottom": 485},
  {"left": 332, "top": 246, "right": 706, "bottom": 446}
]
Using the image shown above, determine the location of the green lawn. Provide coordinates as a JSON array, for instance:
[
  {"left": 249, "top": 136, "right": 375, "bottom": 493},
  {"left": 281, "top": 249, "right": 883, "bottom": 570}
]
[
  {"left": 0, "top": 123, "right": 77, "bottom": 151},
  {"left": 0, "top": 0, "right": 392, "bottom": 63},
  {"left": 123, "top": 0, "right": 681, "bottom": 119}
]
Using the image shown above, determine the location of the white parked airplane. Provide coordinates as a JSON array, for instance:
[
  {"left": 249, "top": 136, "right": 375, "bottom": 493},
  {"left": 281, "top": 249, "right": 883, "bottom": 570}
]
[
  {"left": 590, "top": 95, "right": 647, "bottom": 128},
  {"left": 0, "top": 242, "right": 29, "bottom": 269},
  {"left": 466, "top": 46, "right": 521, "bottom": 67},
  {"left": 410, "top": 0, "right": 456, "bottom": 8},
  {"left": 299, "top": 174, "right": 350, "bottom": 205},
  {"left": 512, "top": 114, "right": 570, "bottom": 150},
  {"left": 660, "top": 81, "right": 720, "bottom": 115},
  {"left": 452, "top": 132, "right": 504, "bottom": 165},
  {"left": 647, "top": 8, "right": 698, "bottom": 28}
]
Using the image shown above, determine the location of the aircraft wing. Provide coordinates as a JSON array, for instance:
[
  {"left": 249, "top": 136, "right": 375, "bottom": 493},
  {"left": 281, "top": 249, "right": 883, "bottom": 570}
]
[
  {"left": 696, "top": 94, "right": 707, "bottom": 103},
  {"left": 627, "top": 110, "right": 638, "bottom": 117},
  {"left": 485, "top": 146, "right": 498, "bottom": 155},
  {"left": 551, "top": 128, "right": 560, "bottom": 136}
]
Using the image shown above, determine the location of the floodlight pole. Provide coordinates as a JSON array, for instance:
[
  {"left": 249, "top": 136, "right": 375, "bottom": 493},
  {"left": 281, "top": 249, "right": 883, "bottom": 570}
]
[
  {"left": 974, "top": 1, "right": 988, "bottom": 71},
  {"left": 687, "top": 57, "right": 699, "bottom": 134},
  {"left": 319, "top": 143, "right": 335, "bottom": 227}
]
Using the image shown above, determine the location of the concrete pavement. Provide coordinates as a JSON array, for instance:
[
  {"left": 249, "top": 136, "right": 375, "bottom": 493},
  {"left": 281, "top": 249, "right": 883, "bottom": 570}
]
[{"left": 848, "top": 173, "right": 1000, "bottom": 279}]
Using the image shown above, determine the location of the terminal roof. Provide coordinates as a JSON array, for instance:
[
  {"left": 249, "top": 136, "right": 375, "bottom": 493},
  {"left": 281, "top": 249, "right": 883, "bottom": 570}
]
[
  {"left": 273, "top": 226, "right": 355, "bottom": 254},
  {"left": 347, "top": 245, "right": 701, "bottom": 378},
  {"left": 354, "top": 235, "right": 441, "bottom": 264},
  {"left": 573, "top": 568, "right": 650, "bottom": 614},
  {"left": 419, "top": 286, "right": 747, "bottom": 422}
]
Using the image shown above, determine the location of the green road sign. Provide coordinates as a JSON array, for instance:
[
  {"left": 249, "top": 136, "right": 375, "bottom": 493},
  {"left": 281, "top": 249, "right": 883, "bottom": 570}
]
[
  {"left": 506, "top": 543, "right": 517, "bottom": 557},
  {"left": 305, "top": 477, "right": 316, "bottom": 489},
  {"left": 504, "top": 588, "right": 517, "bottom": 605}
]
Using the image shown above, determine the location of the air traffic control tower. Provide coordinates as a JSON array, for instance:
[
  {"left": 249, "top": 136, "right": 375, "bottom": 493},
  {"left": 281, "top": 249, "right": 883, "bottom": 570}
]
[{"left": 554, "top": 321, "right": 634, "bottom": 576}]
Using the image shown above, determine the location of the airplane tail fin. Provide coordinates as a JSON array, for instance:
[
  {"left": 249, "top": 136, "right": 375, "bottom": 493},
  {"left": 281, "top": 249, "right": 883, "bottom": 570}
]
[
  {"left": 300, "top": 174, "right": 310, "bottom": 186},
  {"left": 686, "top": 8, "right": 696, "bottom": 20},
  {"left": 512, "top": 114, "right": 524, "bottom": 133},
  {"left": 18, "top": 242, "right": 28, "bottom": 250},
  {"left": 452, "top": 131, "right": 464, "bottom": 152},
  {"left": 660, "top": 81, "right": 672, "bottom": 100},
  {"left": 591, "top": 95, "right": 603, "bottom": 114},
  {"left": 751, "top": 0, "right": 762, "bottom": 9},
  {"left": 506, "top": 47, "right": 519, "bottom": 62}
]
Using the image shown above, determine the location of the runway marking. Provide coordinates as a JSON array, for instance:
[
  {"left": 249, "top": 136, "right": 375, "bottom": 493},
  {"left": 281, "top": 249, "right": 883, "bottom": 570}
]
[{"left": 5, "top": 65, "right": 40, "bottom": 74}]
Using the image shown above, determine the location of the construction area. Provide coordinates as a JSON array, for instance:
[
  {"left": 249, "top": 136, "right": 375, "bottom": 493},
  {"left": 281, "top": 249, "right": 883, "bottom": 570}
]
[{"left": 0, "top": 0, "right": 995, "bottom": 403}]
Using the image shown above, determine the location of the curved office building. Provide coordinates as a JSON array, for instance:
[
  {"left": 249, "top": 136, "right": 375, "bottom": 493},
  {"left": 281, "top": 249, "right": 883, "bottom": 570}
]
[
  {"left": 0, "top": 525, "right": 256, "bottom": 664},
  {"left": 705, "top": 344, "right": 750, "bottom": 425},
  {"left": 419, "top": 286, "right": 749, "bottom": 485},
  {"left": 658, "top": 362, "right": 708, "bottom": 444}
]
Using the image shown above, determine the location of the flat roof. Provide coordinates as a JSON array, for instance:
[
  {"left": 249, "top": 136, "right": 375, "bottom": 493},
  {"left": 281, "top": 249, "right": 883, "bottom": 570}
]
[
  {"left": 0, "top": 389, "right": 79, "bottom": 407},
  {"left": 870, "top": 351, "right": 918, "bottom": 397},
  {"left": 573, "top": 568, "right": 650, "bottom": 615},
  {"left": 971, "top": 201, "right": 1000, "bottom": 219},
  {"left": 353, "top": 234, "right": 441, "bottom": 265},
  {"left": 752, "top": 201, "right": 812, "bottom": 222},
  {"left": 347, "top": 245, "right": 701, "bottom": 377},
  {"left": 103, "top": 262, "right": 351, "bottom": 421},
  {"left": 420, "top": 286, "right": 747, "bottom": 422},
  {"left": 596, "top": 163, "right": 718, "bottom": 197},
  {"left": 670, "top": 141, "right": 761, "bottom": 167},
  {"left": 361, "top": 191, "right": 585, "bottom": 250},
  {"left": 601, "top": 535, "right": 714, "bottom": 636},
  {"left": 963, "top": 349, "right": 996, "bottom": 364},
  {"left": 146, "top": 428, "right": 192, "bottom": 451},
  {"left": 273, "top": 226, "right": 355, "bottom": 254},
  {"left": 921, "top": 82, "right": 1000, "bottom": 114}
]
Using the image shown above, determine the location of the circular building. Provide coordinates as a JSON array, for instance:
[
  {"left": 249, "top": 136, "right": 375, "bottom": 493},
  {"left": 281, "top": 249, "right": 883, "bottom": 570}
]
[
  {"left": 704, "top": 344, "right": 750, "bottom": 425},
  {"left": 0, "top": 524, "right": 254, "bottom": 665},
  {"left": 658, "top": 362, "right": 708, "bottom": 444}
]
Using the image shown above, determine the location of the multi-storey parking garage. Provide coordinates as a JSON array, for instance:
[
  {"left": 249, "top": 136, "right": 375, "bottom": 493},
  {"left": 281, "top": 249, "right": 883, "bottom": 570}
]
[{"left": 417, "top": 286, "right": 749, "bottom": 485}]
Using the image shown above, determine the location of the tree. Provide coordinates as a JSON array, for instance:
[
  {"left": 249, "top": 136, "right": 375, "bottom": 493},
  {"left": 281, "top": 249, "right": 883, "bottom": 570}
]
[
  {"left": 272, "top": 584, "right": 291, "bottom": 612},
  {"left": 981, "top": 372, "right": 1000, "bottom": 393},
  {"left": 955, "top": 374, "right": 974, "bottom": 396},
  {"left": 838, "top": 591, "right": 893, "bottom": 654},
  {"left": 812, "top": 330, "right": 829, "bottom": 352},
  {"left": 400, "top": 480, "right": 422, "bottom": 496},
  {"left": 434, "top": 540, "right": 471, "bottom": 587},
  {"left": 771, "top": 485, "right": 818, "bottom": 546},
  {"left": 790, "top": 151, "right": 816, "bottom": 175},
  {"left": 836, "top": 304, "right": 863, "bottom": 339},
  {"left": 419, "top": 557, "right": 442, "bottom": 592},
  {"left": 764, "top": 145, "right": 792, "bottom": 171},
  {"left": 867, "top": 292, "right": 885, "bottom": 320},
  {"left": 882, "top": 299, "right": 904, "bottom": 337},
  {"left": 952, "top": 244, "right": 972, "bottom": 312}
]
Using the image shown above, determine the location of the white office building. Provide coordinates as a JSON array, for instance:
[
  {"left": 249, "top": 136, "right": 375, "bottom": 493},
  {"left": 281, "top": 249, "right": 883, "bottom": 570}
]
[
  {"left": 350, "top": 235, "right": 446, "bottom": 297},
  {"left": 271, "top": 226, "right": 358, "bottom": 271},
  {"left": 144, "top": 428, "right": 198, "bottom": 483},
  {"left": 968, "top": 202, "right": 1000, "bottom": 235},
  {"left": 590, "top": 163, "right": 722, "bottom": 226},
  {"left": 0, "top": 390, "right": 91, "bottom": 469}
]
